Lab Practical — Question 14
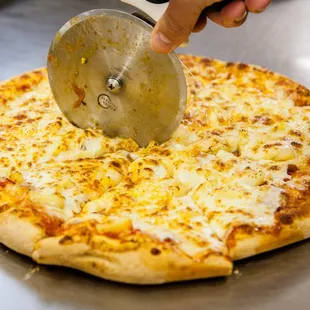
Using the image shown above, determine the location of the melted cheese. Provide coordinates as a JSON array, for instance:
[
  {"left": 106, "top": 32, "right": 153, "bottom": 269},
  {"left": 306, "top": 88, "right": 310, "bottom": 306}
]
[
  {"left": 22, "top": 153, "right": 131, "bottom": 219},
  {"left": 0, "top": 80, "right": 138, "bottom": 170}
]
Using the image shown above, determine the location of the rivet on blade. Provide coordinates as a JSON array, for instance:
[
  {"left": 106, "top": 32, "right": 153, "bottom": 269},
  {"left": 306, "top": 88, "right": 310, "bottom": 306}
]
[{"left": 106, "top": 77, "right": 122, "bottom": 94}]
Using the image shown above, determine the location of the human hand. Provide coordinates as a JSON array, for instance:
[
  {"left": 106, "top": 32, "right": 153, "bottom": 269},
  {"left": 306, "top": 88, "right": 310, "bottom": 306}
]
[{"left": 150, "top": 0, "right": 272, "bottom": 53}]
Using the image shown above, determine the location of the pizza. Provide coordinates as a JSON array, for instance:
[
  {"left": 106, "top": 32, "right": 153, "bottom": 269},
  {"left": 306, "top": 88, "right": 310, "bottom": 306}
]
[{"left": 0, "top": 54, "right": 310, "bottom": 284}]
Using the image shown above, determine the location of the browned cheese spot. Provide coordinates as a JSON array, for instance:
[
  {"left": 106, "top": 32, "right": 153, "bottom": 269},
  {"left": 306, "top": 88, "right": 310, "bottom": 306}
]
[
  {"left": 59, "top": 235, "right": 73, "bottom": 245},
  {"left": 200, "top": 58, "right": 212, "bottom": 66},
  {"left": 279, "top": 214, "right": 294, "bottom": 225},
  {"left": 289, "top": 130, "right": 302, "bottom": 137},
  {"left": 150, "top": 248, "right": 161, "bottom": 256},
  {"left": 287, "top": 164, "right": 298, "bottom": 176},
  {"left": 291, "top": 141, "right": 302, "bottom": 149}
]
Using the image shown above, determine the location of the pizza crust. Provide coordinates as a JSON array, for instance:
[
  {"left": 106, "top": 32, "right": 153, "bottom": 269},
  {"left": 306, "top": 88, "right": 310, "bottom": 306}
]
[
  {"left": 0, "top": 208, "right": 233, "bottom": 284},
  {"left": 0, "top": 210, "right": 45, "bottom": 256},
  {"left": 228, "top": 186, "right": 310, "bottom": 260},
  {"left": 227, "top": 219, "right": 310, "bottom": 260},
  {"left": 32, "top": 236, "right": 232, "bottom": 284}
]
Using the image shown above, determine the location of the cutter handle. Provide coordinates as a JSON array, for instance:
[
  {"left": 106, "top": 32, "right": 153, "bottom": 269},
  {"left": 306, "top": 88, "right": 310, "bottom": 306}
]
[{"left": 121, "top": 0, "right": 168, "bottom": 22}]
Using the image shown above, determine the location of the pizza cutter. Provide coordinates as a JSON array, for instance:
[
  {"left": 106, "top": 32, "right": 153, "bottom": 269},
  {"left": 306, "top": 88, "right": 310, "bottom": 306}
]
[{"left": 47, "top": 0, "right": 187, "bottom": 147}]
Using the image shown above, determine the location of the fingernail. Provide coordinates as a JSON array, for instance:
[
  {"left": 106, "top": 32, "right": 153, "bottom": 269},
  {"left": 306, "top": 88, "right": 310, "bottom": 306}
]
[
  {"left": 255, "top": 0, "right": 272, "bottom": 13},
  {"left": 151, "top": 32, "right": 175, "bottom": 53},
  {"left": 234, "top": 10, "right": 248, "bottom": 24},
  {"left": 180, "top": 39, "right": 189, "bottom": 48}
]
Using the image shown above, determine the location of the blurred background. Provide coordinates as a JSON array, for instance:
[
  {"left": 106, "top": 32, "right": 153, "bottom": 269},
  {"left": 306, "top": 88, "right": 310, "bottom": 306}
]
[{"left": 0, "top": 0, "right": 309, "bottom": 87}]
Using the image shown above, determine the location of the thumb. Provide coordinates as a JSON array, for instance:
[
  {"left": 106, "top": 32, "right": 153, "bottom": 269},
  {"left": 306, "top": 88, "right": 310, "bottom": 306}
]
[{"left": 150, "top": 0, "right": 207, "bottom": 53}]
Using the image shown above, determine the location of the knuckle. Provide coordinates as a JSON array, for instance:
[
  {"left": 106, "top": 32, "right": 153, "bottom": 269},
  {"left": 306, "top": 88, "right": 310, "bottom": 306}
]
[{"left": 164, "top": 11, "right": 191, "bottom": 36}]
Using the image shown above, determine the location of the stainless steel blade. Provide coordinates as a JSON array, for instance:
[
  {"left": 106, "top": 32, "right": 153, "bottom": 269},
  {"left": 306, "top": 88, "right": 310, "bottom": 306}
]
[{"left": 47, "top": 9, "right": 187, "bottom": 147}]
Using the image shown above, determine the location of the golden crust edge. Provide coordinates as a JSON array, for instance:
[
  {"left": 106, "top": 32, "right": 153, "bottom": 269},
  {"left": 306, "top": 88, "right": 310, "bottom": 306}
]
[
  {"left": 0, "top": 67, "right": 47, "bottom": 86},
  {"left": 32, "top": 236, "right": 233, "bottom": 285},
  {"left": 178, "top": 54, "right": 310, "bottom": 93},
  {"left": 0, "top": 211, "right": 233, "bottom": 285},
  {"left": 2, "top": 206, "right": 310, "bottom": 284},
  {"left": 0, "top": 210, "right": 45, "bottom": 256},
  {"left": 228, "top": 218, "right": 310, "bottom": 261}
]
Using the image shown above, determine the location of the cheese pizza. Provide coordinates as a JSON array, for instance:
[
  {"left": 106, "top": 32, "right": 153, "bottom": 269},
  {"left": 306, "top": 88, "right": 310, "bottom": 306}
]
[{"left": 0, "top": 54, "right": 309, "bottom": 284}]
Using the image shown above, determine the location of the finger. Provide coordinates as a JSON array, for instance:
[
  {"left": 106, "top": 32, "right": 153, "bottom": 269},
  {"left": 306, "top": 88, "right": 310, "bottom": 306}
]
[
  {"left": 221, "top": 0, "right": 248, "bottom": 26},
  {"left": 150, "top": 0, "right": 214, "bottom": 54},
  {"left": 245, "top": 0, "right": 272, "bottom": 13},
  {"left": 193, "top": 11, "right": 208, "bottom": 33},
  {"left": 207, "top": 0, "right": 248, "bottom": 28}
]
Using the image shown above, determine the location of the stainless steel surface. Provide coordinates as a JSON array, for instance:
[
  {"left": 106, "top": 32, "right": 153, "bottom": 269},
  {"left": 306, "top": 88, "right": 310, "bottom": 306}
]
[
  {"left": 0, "top": 0, "right": 309, "bottom": 309},
  {"left": 48, "top": 8, "right": 186, "bottom": 146}
]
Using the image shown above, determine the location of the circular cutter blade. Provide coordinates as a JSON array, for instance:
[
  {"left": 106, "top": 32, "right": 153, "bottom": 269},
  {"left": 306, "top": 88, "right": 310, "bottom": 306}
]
[{"left": 47, "top": 9, "right": 187, "bottom": 147}]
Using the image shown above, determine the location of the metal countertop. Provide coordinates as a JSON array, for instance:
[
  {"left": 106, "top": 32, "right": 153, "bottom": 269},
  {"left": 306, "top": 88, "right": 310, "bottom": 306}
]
[{"left": 0, "top": 0, "right": 310, "bottom": 309}]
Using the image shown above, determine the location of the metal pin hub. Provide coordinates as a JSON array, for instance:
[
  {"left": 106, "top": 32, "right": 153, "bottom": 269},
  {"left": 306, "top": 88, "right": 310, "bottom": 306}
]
[{"left": 106, "top": 77, "right": 122, "bottom": 94}]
